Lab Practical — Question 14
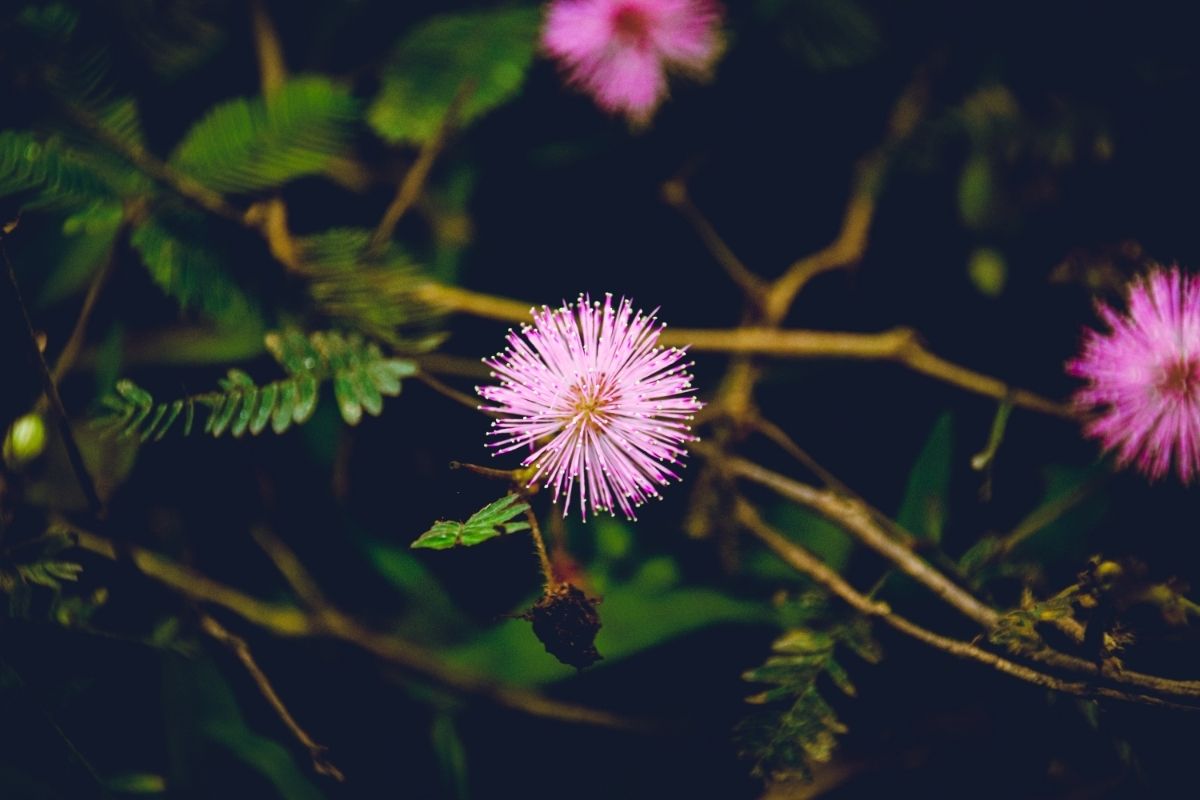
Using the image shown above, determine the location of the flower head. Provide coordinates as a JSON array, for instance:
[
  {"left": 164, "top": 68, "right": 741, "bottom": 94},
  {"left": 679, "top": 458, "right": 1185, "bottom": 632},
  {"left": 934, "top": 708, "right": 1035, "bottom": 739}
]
[
  {"left": 1068, "top": 266, "right": 1200, "bottom": 482},
  {"left": 542, "top": 0, "right": 723, "bottom": 125},
  {"left": 478, "top": 294, "right": 702, "bottom": 519}
]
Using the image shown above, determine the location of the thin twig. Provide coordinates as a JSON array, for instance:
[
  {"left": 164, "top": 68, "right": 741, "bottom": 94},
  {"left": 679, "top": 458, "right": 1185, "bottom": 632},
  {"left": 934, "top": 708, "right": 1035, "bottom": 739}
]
[
  {"left": 50, "top": 235, "right": 118, "bottom": 387},
  {"left": 993, "top": 472, "right": 1108, "bottom": 561},
  {"left": 763, "top": 72, "right": 927, "bottom": 322},
  {"left": 749, "top": 416, "right": 862, "bottom": 507},
  {"left": 249, "top": 0, "right": 287, "bottom": 98},
  {"left": 369, "top": 81, "right": 476, "bottom": 254},
  {"left": 449, "top": 460, "right": 525, "bottom": 482},
  {"left": 250, "top": 527, "right": 328, "bottom": 609},
  {"left": 58, "top": 103, "right": 243, "bottom": 223},
  {"left": 201, "top": 615, "right": 344, "bottom": 781},
  {"left": 65, "top": 525, "right": 657, "bottom": 732},
  {"left": 719, "top": 454, "right": 1200, "bottom": 702},
  {"left": 737, "top": 503, "right": 1200, "bottom": 712},
  {"left": 661, "top": 179, "right": 768, "bottom": 304},
  {"left": 766, "top": 191, "right": 874, "bottom": 322},
  {"left": 524, "top": 506, "right": 557, "bottom": 589},
  {"left": 416, "top": 370, "right": 485, "bottom": 412},
  {"left": 1, "top": 237, "right": 104, "bottom": 516},
  {"left": 699, "top": 445, "right": 1002, "bottom": 629},
  {"left": 0, "top": 657, "right": 112, "bottom": 795}
]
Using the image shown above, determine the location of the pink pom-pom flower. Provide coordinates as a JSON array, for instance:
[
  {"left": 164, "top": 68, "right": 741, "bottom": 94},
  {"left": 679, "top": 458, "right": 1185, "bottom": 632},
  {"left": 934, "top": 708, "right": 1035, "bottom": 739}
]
[
  {"left": 541, "top": 0, "right": 723, "bottom": 125},
  {"left": 477, "top": 294, "right": 702, "bottom": 520},
  {"left": 1068, "top": 266, "right": 1200, "bottom": 482}
]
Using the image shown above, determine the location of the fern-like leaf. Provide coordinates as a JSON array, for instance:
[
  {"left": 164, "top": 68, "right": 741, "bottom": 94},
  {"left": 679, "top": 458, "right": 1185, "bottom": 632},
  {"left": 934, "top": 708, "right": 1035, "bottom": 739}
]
[
  {"left": 97, "top": 329, "right": 417, "bottom": 441},
  {"left": 130, "top": 209, "right": 259, "bottom": 326},
  {"left": 169, "top": 76, "right": 358, "bottom": 193},
  {"left": 737, "top": 621, "right": 881, "bottom": 781},
  {"left": 0, "top": 131, "right": 117, "bottom": 208},
  {"left": 368, "top": 8, "right": 540, "bottom": 145},
  {"left": 299, "top": 227, "right": 444, "bottom": 348}
]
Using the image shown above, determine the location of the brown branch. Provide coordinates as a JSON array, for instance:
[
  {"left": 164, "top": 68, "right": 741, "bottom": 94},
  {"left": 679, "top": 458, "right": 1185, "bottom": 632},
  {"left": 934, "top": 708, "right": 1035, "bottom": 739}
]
[
  {"left": 678, "top": 326, "right": 1071, "bottom": 418},
  {"left": 249, "top": 0, "right": 288, "bottom": 98},
  {"left": 415, "top": 371, "right": 484, "bottom": 413},
  {"left": 59, "top": 103, "right": 243, "bottom": 224},
  {"left": 702, "top": 446, "right": 1001, "bottom": 629},
  {"left": 720, "top": 453, "right": 1200, "bottom": 703},
  {"left": 765, "top": 191, "right": 874, "bottom": 323},
  {"left": 201, "top": 614, "right": 344, "bottom": 781},
  {"left": 250, "top": 527, "right": 328, "bottom": 609},
  {"left": 369, "top": 81, "right": 475, "bottom": 254},
  {"left": 524, "top": 506, "right": 557, "bottom": 589},
  {"left": 1, "top": 238, "right": 104, "bottom": 517},
  {"left": 763, "top": 71, "right": 927, "bottom": 323},
  {"left": 660, "top": 179, "right": 768, "bottom": 304},
  {"left": 737, "top": 501, "right": 1200, "bottom": 712},
  {"left": 412, "top": 284, "right": 1070, "bottom": 418},
  {"left": 415, "top": 352, "right": 491, "bottom": 381},
  {"left": 65, "top": 525, "right": 656, "bottom": 732},
  {"left": 49, "top": 235, "right": 118, "bottom": 386}
]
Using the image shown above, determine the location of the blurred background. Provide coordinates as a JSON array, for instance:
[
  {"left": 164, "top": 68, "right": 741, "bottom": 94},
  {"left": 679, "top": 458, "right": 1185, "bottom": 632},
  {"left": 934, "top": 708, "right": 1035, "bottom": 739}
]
[{"left": 4, "top": 1, "right": 1200, "bottom": 797}]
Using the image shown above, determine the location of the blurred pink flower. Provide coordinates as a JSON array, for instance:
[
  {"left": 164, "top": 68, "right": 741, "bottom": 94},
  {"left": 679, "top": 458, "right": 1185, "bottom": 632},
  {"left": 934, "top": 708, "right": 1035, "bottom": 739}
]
[
  {"left": 542, "top": 0, "right": 723, "bottom": 125},
  {"left": 478, "top": 294, "right": 702, "bottom": 520},
  {"left": 1068, "top": 266, "right": 1200, "bottom": 482}
]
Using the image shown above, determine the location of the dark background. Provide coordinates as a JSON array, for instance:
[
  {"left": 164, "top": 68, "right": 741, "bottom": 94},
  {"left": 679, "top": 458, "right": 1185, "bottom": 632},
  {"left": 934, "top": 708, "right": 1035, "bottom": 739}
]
[{"left": 5, "top": 1, "right": 1200, "bottom": 797}]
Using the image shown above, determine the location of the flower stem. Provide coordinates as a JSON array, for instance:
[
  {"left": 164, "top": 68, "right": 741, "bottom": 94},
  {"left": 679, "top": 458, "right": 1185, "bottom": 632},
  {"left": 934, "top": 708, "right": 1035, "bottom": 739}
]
[{"left": 524, "top": 507, "right": 557, "bottom": 590}]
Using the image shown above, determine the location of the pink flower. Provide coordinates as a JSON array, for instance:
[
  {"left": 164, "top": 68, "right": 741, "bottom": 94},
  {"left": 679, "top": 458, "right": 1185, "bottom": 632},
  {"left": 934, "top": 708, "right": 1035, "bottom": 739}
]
[
  {"left": 542, "top": 0, "right": 723, "bottom": 125},
  {"left": 1068, "top": 266, "right": 1200, "bottom": 482},
  {"left": 478, "top": 294, "right": 702, "bottom": 519}
]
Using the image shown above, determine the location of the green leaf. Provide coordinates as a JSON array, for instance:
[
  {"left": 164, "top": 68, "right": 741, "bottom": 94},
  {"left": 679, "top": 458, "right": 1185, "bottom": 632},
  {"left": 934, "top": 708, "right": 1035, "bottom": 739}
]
[
  {"left": 431, "top": 713, "right": 470, "bottom": 800},
  {"left": 36, "top": 206, "right": 122, "bottom": 306},
  {"left": 0, "top": 131, "right": 116, "bottom": 209},
  {"left": 99, "top": 329, "right": 415, "bottom": 442},
  {"left": 333, "top": 372, "right": 362, "bottom": 426},
  {"left": 958, "top": 153, "right": 998, "bottom": 230},
  {"left": 411, "top": 494, "right": 531, "bottom": 550},
  {"left": 162, "top": 656, "right": 324, "bottom": 800},
  {"left": 896, "top": 412, "right": 953, "bottom": 544},
  {"left": 446, "top": 579, "right": 770, "bottom": 684},
  {"left": 760, "top": 0, "right": 881, "bottom": 71},
  {"left": 737, "top": 620, "right": 879, "bottom": 780},
  {"left": 170, "top": 76, "right": 359, "bottom": 193},
  {"left": 368, "top": 8, "right": 540, "bottom": 144},
  {"left": 130, "top": 210, "right": 259, "bottom": 327},
  {"left": 298, "top": 228, "right": 442, "bottom": 347},
  {"left": 768, "top": 504, "right": 855, "bottom": 574},
  {"left": 106, "top": 772, "right": 167, "bottom": 794}
]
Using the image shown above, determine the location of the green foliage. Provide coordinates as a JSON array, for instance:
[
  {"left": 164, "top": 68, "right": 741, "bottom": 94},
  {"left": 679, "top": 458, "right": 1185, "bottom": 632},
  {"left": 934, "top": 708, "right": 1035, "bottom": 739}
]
[
  {"left": 0, "top": 130, "right": 116, "bottom": 209},
  {"left": 738, "top": 620, "right": 881, "bottom": 781},
  {"left": 411, "top": 494, "right": 531, "bottom": 550},
  {"left": 299, "top": 227, "right": 444, "bottom": 348},
  {"left": 130, "top": 209, "right": 258, "bottom": 326},
  {"left": 368, "top": 7, "right": 540, "bottom": 144},
  {"left": 105, "top": 772, "right": 167, "bottom": 794},
  {"left": 445, "top": 560, "right": 770, "bottom": 684},
  {"left": 113, "top": 0, "right": 227, "bottom": 79},
  {"left": 990, "top": 589, "right": 1078, "bottom": 651},
  {"left": 169, "top": 76, "right": 358, "bottom": 193},
  {"left": 0, "top": 531, "right": 87, "bottom": 621},
  {"left": 431, "top": 712, "right": 470, "bottom": 800},
  {"left": 759, "top": 0, "right": 881, "bottom": 71},
  {"left": 97, "top": 329, "right": 416, "bottom": 441},
  {"left": 163, "top": 656, "right": 324, "bottom": 800},
  {"left": 896, "top": 412, "right": 953, "bottom": 544}
]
